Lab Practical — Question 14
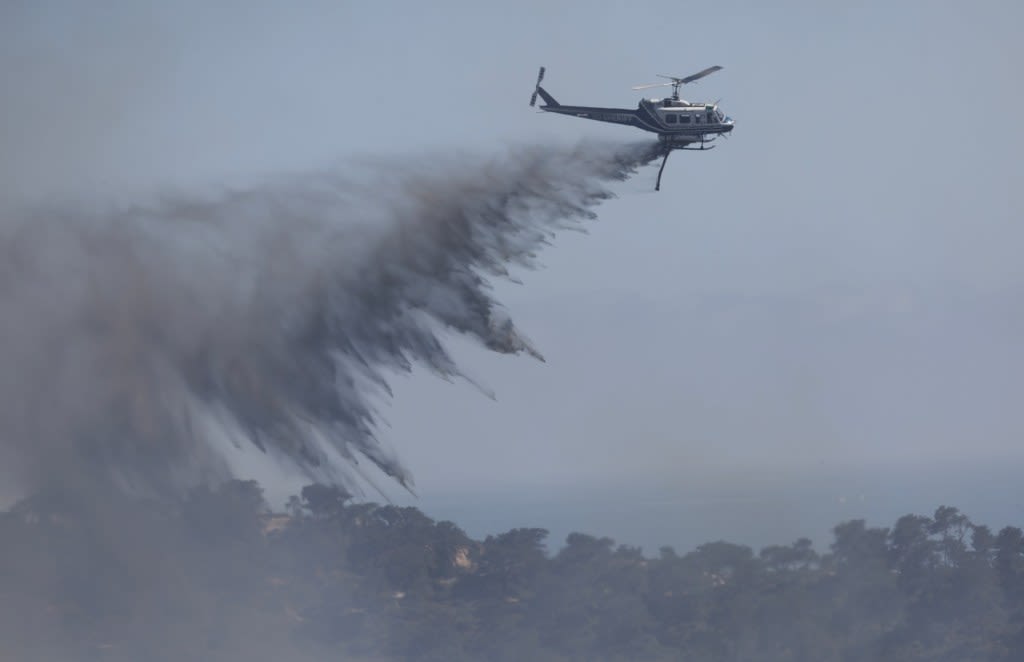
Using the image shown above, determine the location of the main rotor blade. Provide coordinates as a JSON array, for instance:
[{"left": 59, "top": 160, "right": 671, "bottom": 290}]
[
  {"left": 655, "top": 66, "right": 723, "bottom": 85},
  {"left": 631, "top": 82, "right": 673, "bottom": 90},
  {"left": 679, "top": 65, "right": 722, "bottom": 84}
]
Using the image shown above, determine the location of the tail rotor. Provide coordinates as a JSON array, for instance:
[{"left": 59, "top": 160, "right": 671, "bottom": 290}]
[{"left": 529, "top": 66, "right": 545, "bottom": 107}]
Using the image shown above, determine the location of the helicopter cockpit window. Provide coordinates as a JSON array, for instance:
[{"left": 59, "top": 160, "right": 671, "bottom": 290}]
[
  {"left": 666, "top": 114, "right": 677, "bottom": 124},
  {"left": 706, "top": 112, "right": 715, "bottom": 123}
]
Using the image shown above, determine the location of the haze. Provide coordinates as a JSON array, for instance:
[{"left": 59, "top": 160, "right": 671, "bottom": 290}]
[{"left": 2, "top": 0, "right": 1022, "bottom": 553}]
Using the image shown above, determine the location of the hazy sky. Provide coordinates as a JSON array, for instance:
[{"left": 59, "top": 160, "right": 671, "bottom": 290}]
[{"left": 2, "top": 1, "right": 1022, "bottom": 550}]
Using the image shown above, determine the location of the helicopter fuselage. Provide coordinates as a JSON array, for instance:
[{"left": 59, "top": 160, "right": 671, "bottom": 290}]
[{"left": 537, "top": 96, "right": 734, "bottom": 145}]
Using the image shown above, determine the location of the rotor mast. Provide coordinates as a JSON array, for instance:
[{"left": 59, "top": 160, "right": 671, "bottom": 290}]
[{"left": 666, "top": 78, "right": 685, "bottom": 101}]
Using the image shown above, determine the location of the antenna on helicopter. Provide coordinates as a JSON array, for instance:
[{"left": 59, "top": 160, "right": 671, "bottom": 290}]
[{"left": 632, "top": 65, "right": 723, "bottom": 100}]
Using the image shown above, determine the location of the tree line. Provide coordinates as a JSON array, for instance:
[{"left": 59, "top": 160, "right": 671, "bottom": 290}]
[{"left": 1, "top": 479, "right": 1021, "bottom": 661}]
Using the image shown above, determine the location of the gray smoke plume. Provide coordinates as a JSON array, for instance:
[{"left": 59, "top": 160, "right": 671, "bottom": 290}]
[{"left": 0, "top": 140, "right": 660, "bottom": 500}]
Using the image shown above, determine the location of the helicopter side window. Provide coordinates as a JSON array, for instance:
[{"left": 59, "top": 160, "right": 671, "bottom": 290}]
[
  {"left": 707, "top": 112, "right": 715, "bottom": 123},
  {"left": 694, "top": 115, "right": 701, "bottom": 124},
  {"left": 666, "top": 114, "right": 677, "bottom": 124},
  {"left": 680, "top": 116, "right": 691, "bottom": 124}
]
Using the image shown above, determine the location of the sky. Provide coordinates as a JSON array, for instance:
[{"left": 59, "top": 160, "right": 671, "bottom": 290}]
[{"left": 2, "top": 0, "right": 1022, "bottom": 552}]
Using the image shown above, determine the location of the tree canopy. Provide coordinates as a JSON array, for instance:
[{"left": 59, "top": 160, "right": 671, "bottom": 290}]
[{"left": 1, "top": 482, "right": 1021, "bottom": 661}]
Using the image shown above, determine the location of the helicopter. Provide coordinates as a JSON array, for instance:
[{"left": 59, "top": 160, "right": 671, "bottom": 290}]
[{"left": 529, "top": 66, "right": 734, "bottom": 190}]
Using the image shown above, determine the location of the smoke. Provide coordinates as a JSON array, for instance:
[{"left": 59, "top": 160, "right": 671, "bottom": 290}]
[{"left": 0, "top": 140, "right": 660, "bottom": 500}]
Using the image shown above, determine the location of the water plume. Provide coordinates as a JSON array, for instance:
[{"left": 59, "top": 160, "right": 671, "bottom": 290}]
[{"left": 0, "top": 140, "right": 661, "bottom": 499}]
